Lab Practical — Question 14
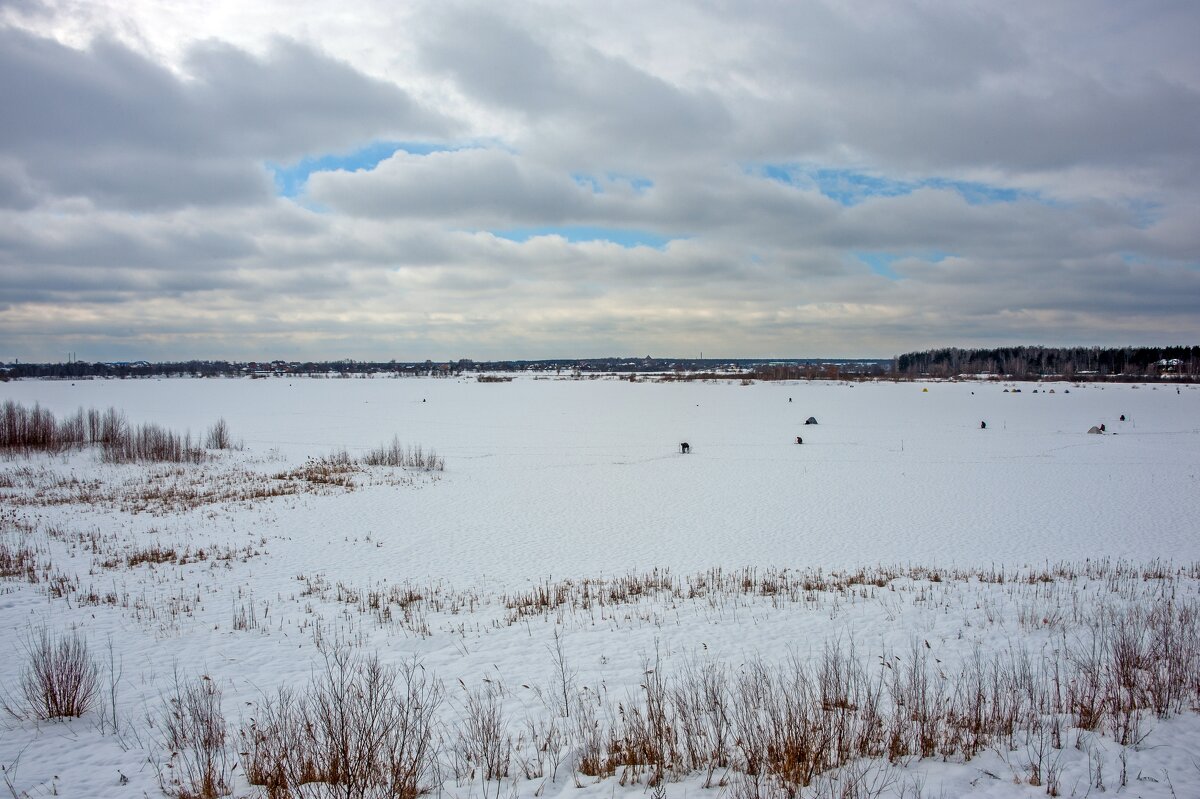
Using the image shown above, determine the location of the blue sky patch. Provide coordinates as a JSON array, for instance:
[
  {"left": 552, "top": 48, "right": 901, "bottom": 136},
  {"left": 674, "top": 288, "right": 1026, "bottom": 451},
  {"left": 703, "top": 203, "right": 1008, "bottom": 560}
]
[
  {"left": 614, "top": 174, "right": 654, "bottom": 193},
  {"left": 572, "top": 173, "right": 603, "bottom": 193},
  {"left": 856, "top": 252, "right": 901, "bottom": 279},
  {"left": 1125, "top": 198, "right": 1163, "bottom": 229},
  {"left": 1119, "top": 251, "right": 1199, "bottom": 271},
  {"left": 490, "top": 226, "right": 673, "bottom": 249},
  {"left": 267, "top": 141, "right": 458, "bottom": 197},
  {"left": 854, "top": 250, "right": 950, "bottom": 280},
  {"left": 757, "top": 164, "right": 1040, "bottom": 207},
  {"left": 570, "top": 173, "right": 655, "bottom": 195}
]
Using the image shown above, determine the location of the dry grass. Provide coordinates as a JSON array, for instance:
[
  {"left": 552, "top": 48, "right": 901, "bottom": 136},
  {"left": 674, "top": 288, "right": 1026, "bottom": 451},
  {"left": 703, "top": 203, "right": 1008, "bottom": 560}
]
[
  {"left": 548, "top": 596, "right": 1200, "bottom": 792},
  {"left": 1, "top": 463, "right": 301, "bottom": 514},
  {"left": 125, "top": 543, "right": 179, "bottom": 568},
  {"left": 283, "top": 562, "right": 1200, "bottom": 793},
  {"left": 158, "top": 673, "right": 232, "bottom": 799},
  {"left": 0, "top": 534, "right": 39, "bottom": 581},
  {"left": 1, "top": 507, "right": 1198, "bottom": 797},
  {"left": 0, "top": 406, "right": 444, "bottom": 516},
  {"left": 0, "top": 457, "right": 438, "bottom": 516},
  {"left": 456, "top": 681, "right": 512, "bottom": 784},
  {"left": 496, "top": 561, "right": 1192, "bottom": 624},
  {"left": 281, "top": 562, "right": 1196, "bottom": 794},
  {"left": 273, "top": 452, "right": 360, "bottom": 489}
]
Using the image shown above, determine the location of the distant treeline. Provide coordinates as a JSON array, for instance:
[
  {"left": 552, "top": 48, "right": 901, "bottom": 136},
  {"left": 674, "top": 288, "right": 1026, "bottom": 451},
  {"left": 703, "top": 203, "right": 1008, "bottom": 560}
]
[
  {"left": 1, "top": 357, "right": 889, "bottom": 380},
  {"left": 894, "top": 346, "right": 1200, "bottom": 380},
  {"left": 4, "top": 349, "right": 1195, "bottom": 382}
]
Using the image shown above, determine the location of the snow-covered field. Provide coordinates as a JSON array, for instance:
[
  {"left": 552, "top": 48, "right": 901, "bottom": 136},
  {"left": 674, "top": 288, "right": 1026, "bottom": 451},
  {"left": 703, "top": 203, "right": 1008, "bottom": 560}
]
[{"left": 1, "top": 376, "right": 1199, "bottom": 798}]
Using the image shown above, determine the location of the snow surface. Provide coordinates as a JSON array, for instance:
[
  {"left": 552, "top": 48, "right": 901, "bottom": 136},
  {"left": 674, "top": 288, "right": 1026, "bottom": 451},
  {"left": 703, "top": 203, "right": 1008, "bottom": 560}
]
[
  {"left": 5, "top": 376, "right": 1199, "bottom": 577},
  {"left": 1, "top": 376, "right": 1198, "bottom": 798}
]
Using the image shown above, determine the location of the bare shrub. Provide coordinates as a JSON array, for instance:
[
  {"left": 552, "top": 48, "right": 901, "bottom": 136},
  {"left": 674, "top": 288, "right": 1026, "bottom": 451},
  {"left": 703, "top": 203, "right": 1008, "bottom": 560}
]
[
  {"left": 893, "top": 639, "right": 944, "bottom": 759},
  {"left": 0, "top": 401, "right": 66, "bottom": 453},
  {"left": 159, "top": 673, "right": 232, "bottom": 799},
  {"left": 238, "top": 651, "right": 443, "bottom": 799},
  {"left": 457, "top": 681, "right": 512, "bottom": 784},
  {"left": 204, "top": 419, "right": 236, "bottom": 450},
  {"left": 547, "top": 630, "right": 577, "bottom": 719},
  {"left": 572, "top": 686, "right": 611, "bottom": 779},
  {"left": 362, "top": 437, "right": 444, "bottom": 471},
  {"left": 0, "top": 399, "right": 228, "bottom": 463},
  {"left": 810, "top": 759, "right": 898, "bottom": 799},
  {"left": 88, "top": 407, "right": 127, "bottom": 446},
  {"left": 671, "top": 657, "right": 732, "bottom": 785},
  {"left": 102, "top": 422, "right": 206, "bottom": 464},
  {"left": 14, "top": 627, "right": 99, "bottom": 720},
  {"left": 239, "top": 687, "right": 306, "bottom": 799},
  {"left": 611, "top": 646, "right": 675, "bottom": 784},
  {"left": 1146, "top": 597, "right": 1199, "bottom": 717},
  {"left": 513, "top": 715, "right": 564, "bottom": 782},
  {"left": 727, "top": 770, "right": 791, "bottom": 799},
  {"left": 1067, "top": 628, "right": 1106, "bottom": 731},
  {"left": 1, "top": 401, "right": 124, "bottom": 454}
]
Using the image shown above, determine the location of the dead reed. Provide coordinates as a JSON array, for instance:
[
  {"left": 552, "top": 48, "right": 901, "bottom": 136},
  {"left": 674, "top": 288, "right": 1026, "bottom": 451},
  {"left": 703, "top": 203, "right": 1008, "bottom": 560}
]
[
  {"left": 361, "top": 437, "right": 445, "bottom": 471},
  {"left": 158, "top": 673, "right": 233, "bottom": 799}
]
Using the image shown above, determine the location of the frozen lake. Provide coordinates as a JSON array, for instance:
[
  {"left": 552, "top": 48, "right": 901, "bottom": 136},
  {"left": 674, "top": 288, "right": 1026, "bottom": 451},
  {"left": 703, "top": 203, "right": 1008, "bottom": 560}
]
[
  {"left": 4, "top": 374, "right": 1200, "bottom": 799},
  {"left": 6, "top": 376, "right": 1198, "bottom": 582}
]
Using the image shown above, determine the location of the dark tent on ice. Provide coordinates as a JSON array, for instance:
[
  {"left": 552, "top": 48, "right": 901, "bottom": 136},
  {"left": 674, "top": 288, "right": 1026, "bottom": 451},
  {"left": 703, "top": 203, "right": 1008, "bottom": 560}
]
[
  {"left": 1087, "top": 426, "right": 1103, "bottom": 434},
  {"left": 804, "top": 416, "right": 818, "bottom": 425}
]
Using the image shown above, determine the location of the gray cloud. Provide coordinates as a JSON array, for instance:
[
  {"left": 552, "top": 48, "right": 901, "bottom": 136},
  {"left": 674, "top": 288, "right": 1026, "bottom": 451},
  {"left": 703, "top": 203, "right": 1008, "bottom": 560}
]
[
  {"left": 0, "top": 159, "right": 37, "bottom": 209},
  {"left": 0, "top": 27, "right": 454, "bottom": 210},
  {"left": 0, "top": 0, "right": 48, "bottom": 17},
  {"left": 184, "top": 38, "right": 454, "bottom": 160},
  {"left": 420, "top": 10, "right": 566, "bottom": 115},
  {"left": 418, "top": 5, "right": 733, "bottom": 165},
  {"left": 308, "top": 148, "right": 594, "bottom": 223},
  {"left": 1, "top": 0, "right": 1198, "bottom": 360}
]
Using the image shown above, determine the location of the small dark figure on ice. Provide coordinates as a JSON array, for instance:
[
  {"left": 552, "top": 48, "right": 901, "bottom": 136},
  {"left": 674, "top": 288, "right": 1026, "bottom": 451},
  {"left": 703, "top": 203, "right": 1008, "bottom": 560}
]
[
  {"left": 795, "top": 436, "right": 803, "bottom": 444},
  {"left": 1120, "top": 414, "right": 1125, "bottom": 421},
  {"left": 980, "top": 421, "right": 987, "bottom": 429},
  {"left": 680, "top": 442, "right": 690, "bottom": 454}
]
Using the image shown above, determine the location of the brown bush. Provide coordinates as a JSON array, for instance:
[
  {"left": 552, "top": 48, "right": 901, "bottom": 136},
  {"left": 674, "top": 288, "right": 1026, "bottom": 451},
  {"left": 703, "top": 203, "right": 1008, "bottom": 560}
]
[{"left": 16, "top": 627, "right": 99, "bottom": 720}]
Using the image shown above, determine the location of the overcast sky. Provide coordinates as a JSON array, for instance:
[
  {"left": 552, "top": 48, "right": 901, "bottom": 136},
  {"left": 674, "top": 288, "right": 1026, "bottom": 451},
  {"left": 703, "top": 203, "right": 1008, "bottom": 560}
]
[{"left": 1, "top": 0, "right": 1198, "bottom": 361}]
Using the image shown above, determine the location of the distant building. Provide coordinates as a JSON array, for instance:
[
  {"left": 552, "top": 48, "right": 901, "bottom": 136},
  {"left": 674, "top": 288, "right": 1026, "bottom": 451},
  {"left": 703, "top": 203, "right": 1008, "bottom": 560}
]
[{"left": 1154, "top": 358, "right": 1183, "bottom": 373}]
